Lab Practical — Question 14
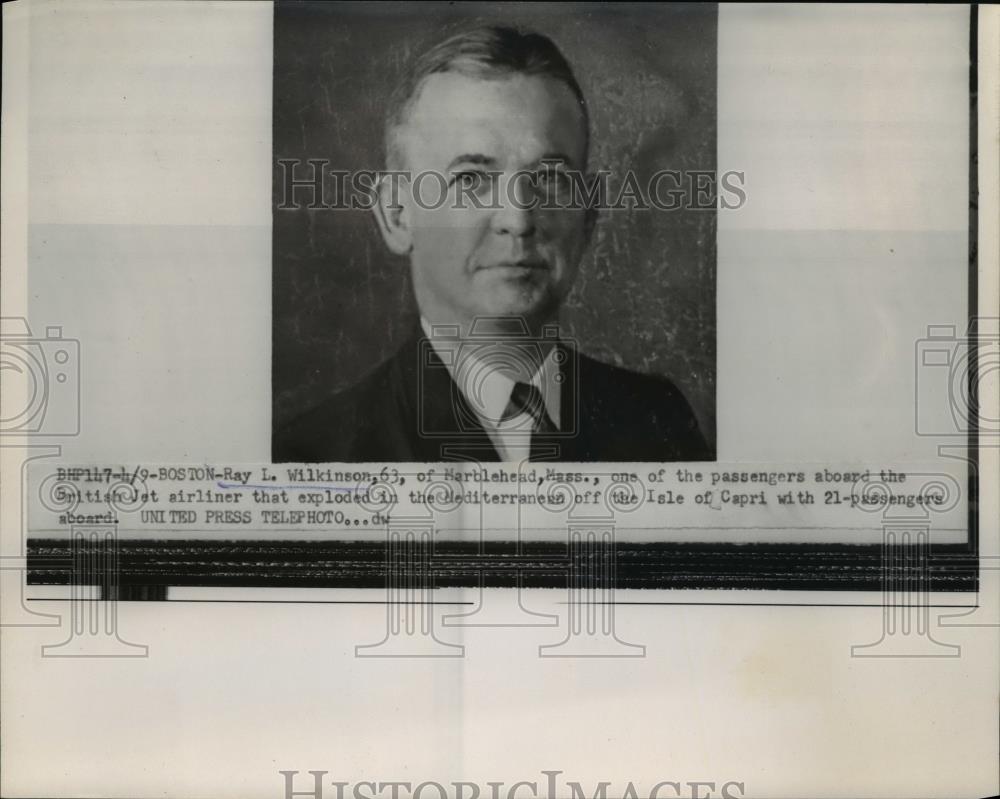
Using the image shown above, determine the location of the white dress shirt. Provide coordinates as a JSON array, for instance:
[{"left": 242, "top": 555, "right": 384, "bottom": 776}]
[{"left": 421, "top": 318, "right": 561, "bottom": 461}]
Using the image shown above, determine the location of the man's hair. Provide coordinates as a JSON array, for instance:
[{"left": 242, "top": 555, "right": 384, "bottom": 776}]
[{"left": 384, "top": 25, "right": 590, "bottom": 170}]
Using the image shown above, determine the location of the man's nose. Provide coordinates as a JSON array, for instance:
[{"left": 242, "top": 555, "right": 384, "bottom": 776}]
[{"left": 491, "top": 173, "right": 537, "bottom": 237}]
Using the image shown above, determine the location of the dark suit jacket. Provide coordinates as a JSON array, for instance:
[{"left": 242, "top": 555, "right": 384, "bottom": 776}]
[{"left": 273, "top": 330, "right": 713, "bottom": 462}]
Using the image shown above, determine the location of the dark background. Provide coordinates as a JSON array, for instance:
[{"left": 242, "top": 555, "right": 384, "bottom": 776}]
[{"left": 273, "top": 1, "right": 717, "bottom": 449}]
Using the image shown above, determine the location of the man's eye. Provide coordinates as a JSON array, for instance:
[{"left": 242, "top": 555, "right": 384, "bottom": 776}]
[
  {"left": 452, "top": 171, "right": 485, "bottom": 190},
  {"left": 537, "top": 169, "right": 568, "bottom": 186}
]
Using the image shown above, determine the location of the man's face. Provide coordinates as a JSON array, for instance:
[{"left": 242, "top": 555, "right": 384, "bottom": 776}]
[{"left": 390, "top": 71, "right": 591, "bottom": 332}]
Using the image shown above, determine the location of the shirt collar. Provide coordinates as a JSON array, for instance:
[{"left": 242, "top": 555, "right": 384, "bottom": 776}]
[{"left": 420, "top": 317, "right": 562, "bottom": 430}]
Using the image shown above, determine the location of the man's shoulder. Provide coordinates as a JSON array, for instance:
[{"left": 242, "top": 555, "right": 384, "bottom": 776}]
[
  {"left": 271, "top": 357, "right": 401, "bottom": 462},
  {"left": 577, "top": 352, "right": 689, "bottom": 408},
  {"left": 574, "top": 351, "right": 714, "bottom": 461}
]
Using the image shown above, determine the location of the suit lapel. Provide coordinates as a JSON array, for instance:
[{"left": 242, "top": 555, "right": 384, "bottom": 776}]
[{"left": 393, "top": 328, "right": 501, "bottom": 462}]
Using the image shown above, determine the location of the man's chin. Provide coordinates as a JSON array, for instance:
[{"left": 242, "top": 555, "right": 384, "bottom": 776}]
[{"left": 472, "top": 295, "right": 559, "bottom": 329}]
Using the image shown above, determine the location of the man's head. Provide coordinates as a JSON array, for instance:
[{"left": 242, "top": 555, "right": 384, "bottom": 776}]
[{"left": 372, "top": 26, "right": 595, "bottom": 336}]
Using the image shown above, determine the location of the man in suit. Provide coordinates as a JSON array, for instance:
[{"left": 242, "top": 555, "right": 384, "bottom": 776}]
[{"left": 275, "top": 25, "right": 712, "bottom": 463}]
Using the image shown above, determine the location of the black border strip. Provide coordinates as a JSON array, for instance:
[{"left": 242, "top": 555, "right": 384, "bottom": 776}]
[
  {"left": 26, "top": 539, "right": 978, "bottom": 594},
  {"left": 966, "top": 3, "right": 980, "bottom": 582}
]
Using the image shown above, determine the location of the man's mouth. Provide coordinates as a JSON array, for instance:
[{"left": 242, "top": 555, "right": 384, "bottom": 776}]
[{"left": 479, "top": 258, "right": 549, "bottom": 273}]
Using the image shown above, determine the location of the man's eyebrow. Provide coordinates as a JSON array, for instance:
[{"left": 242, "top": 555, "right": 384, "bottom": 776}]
[
  {"left": 445, "top": 154, "right": 498, "bottom": 170},
  {"left": 535, "top": 153, "right": 573, "bottom": 166}
]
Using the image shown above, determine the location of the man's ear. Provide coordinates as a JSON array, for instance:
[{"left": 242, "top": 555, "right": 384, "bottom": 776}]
[{"left": 372, "top": 173, "right": 413, "bottom": 256}]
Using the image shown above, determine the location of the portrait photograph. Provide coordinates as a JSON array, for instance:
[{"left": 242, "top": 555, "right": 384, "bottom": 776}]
[{"left": 271, "top": 2, "right": 718, "bottom": 463}]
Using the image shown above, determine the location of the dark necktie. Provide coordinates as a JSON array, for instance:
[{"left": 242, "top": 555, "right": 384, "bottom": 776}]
[{"left": 502, "top": 381, "right": 558, "bottom": 460}]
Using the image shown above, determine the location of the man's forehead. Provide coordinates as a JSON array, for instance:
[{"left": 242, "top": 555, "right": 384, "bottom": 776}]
[{"left": 399, "top": 71, "right": 587, "bottom": 168}]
